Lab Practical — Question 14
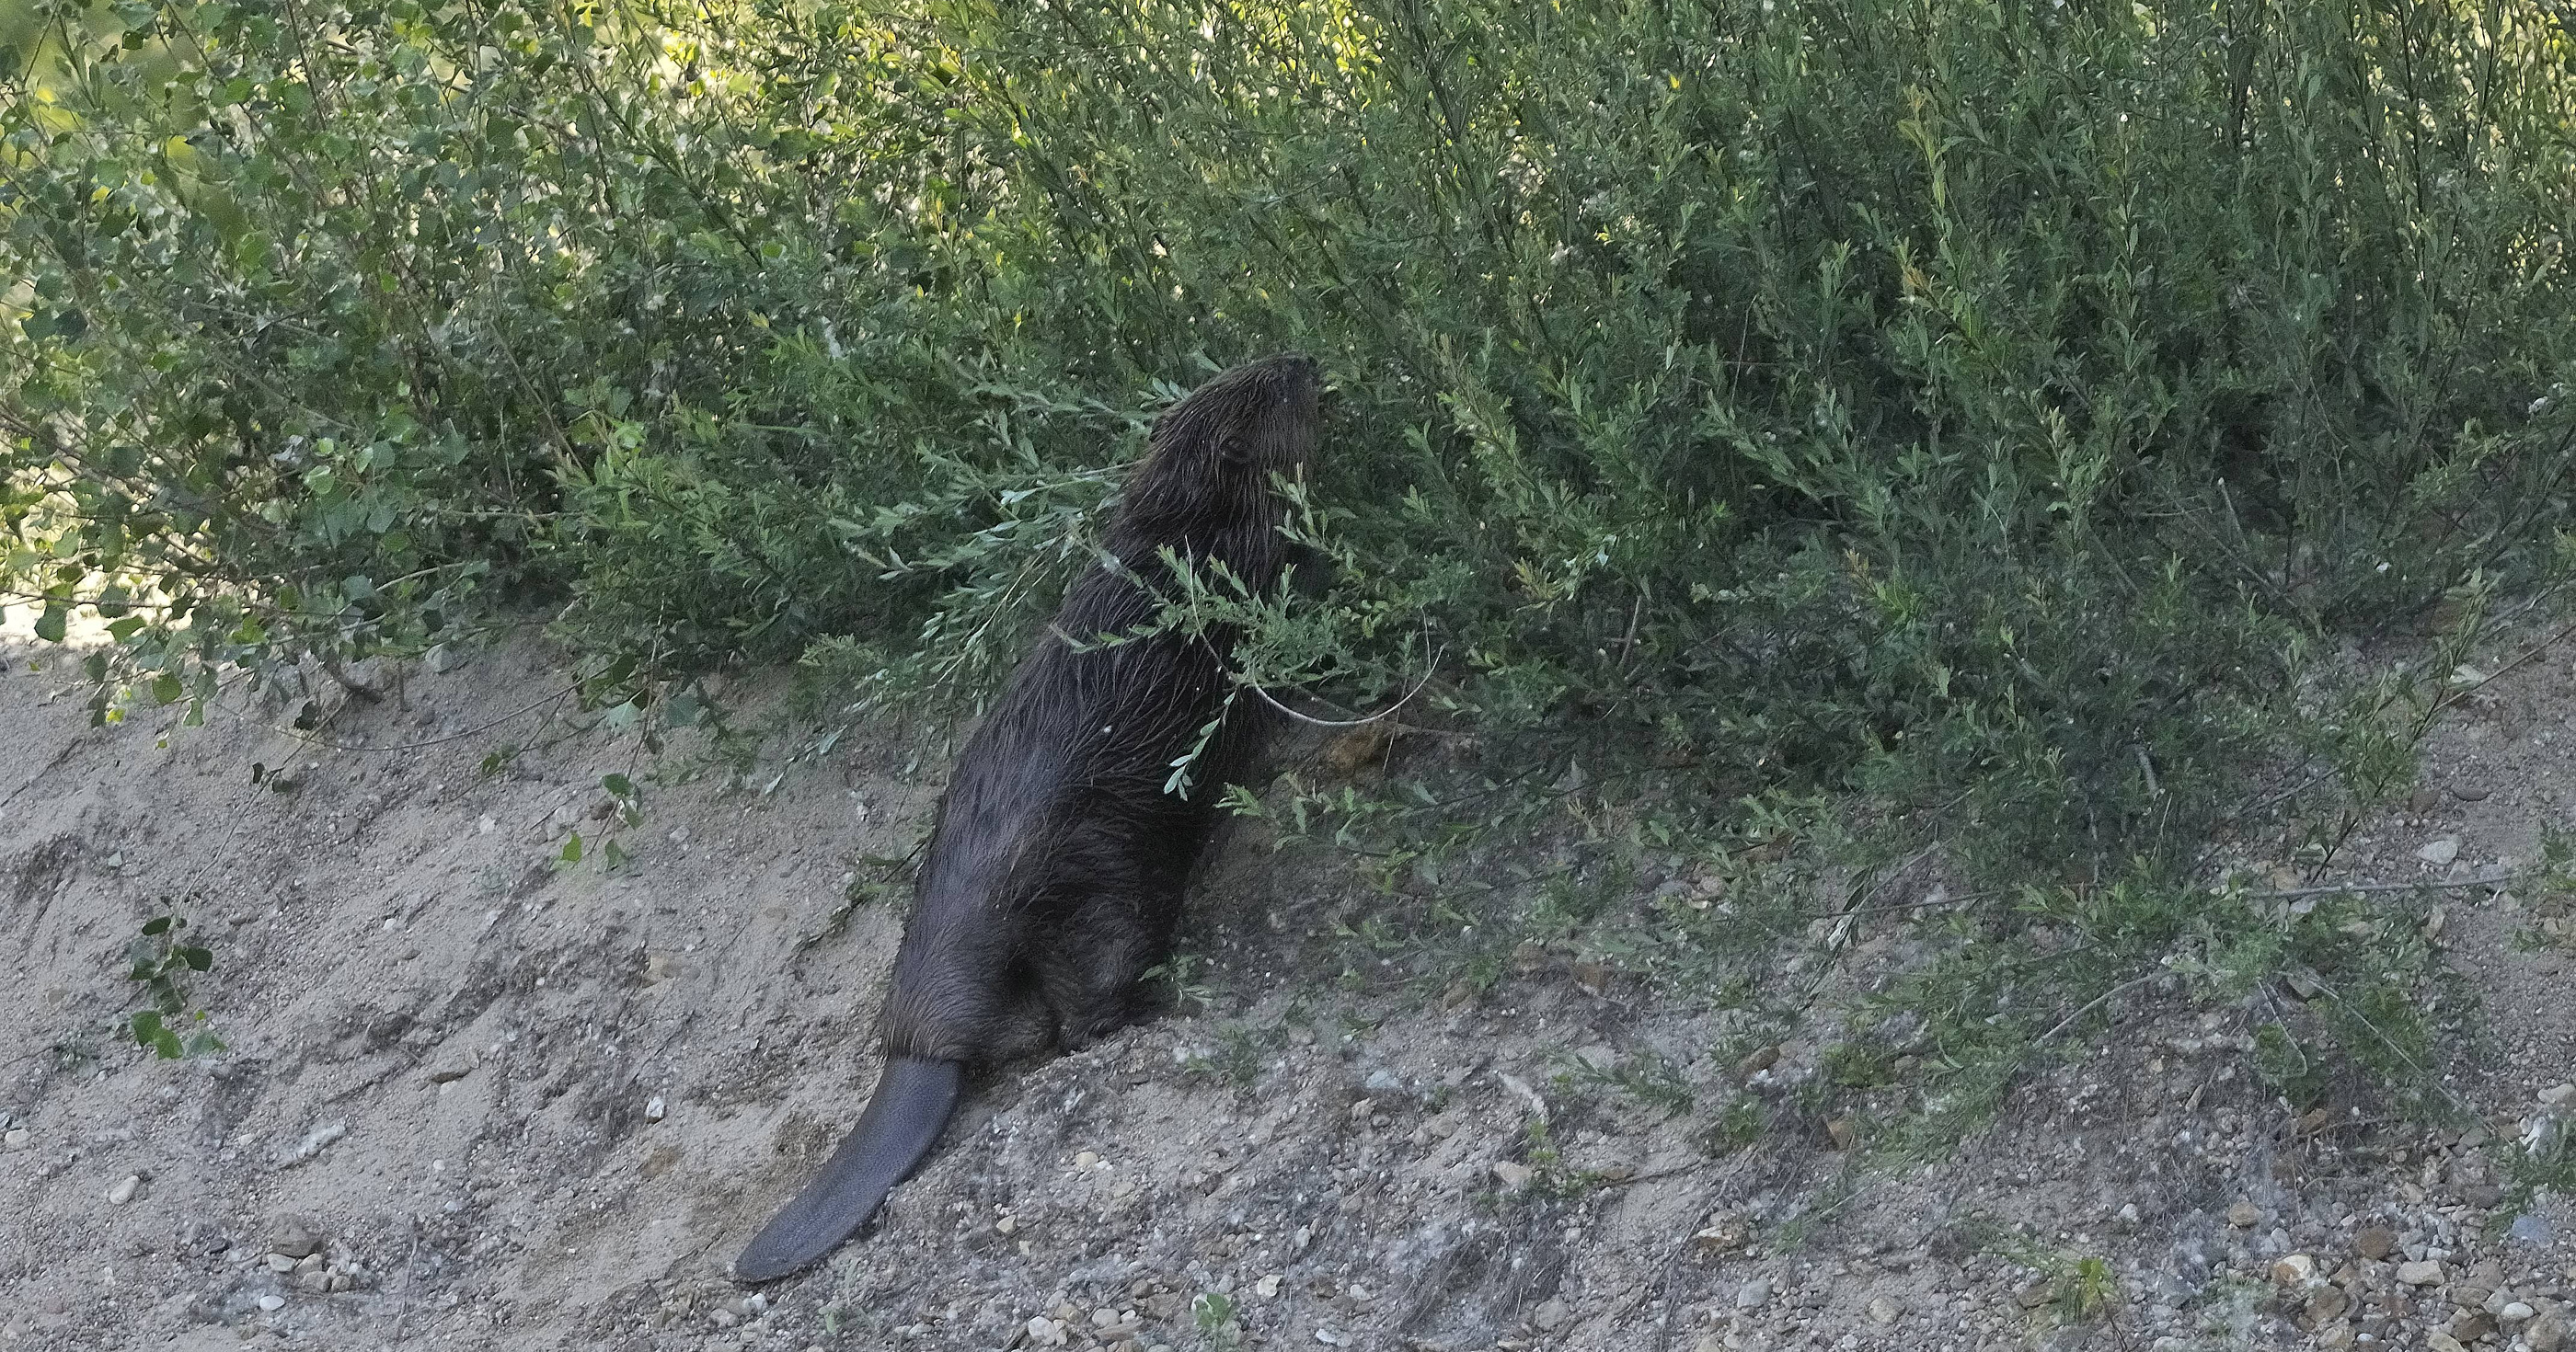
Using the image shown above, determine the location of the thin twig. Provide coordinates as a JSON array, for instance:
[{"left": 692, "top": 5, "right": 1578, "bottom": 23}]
[
  {"left": 204, "top": 682, "right": 581, "bottom": 752},
  {"left": 2033, "top": 971, "right": 2168, "bottom": 1048},
  {"left": 1591, "top": 1160, "right": 1715, "bottom": 1189},
  {"left": 1849, "top": 843, "right": 1942, "bottom": 908},
  {"left": 1788, "top": 885, "right": 2018, "bottom": 922},
  {"left": 1245, "top": 652, "right": 1443, "bottom": 729},
  {"left": 2250, "top": 873, "right": 2526, "bottom": 900},
  {"left": 0, "top": 735, "right": 82, "bottom": 814},
  {"left": 2247, "top": 610, "right": 2576, "bottom": 817},
  {"left": 2248, "top": 765, "right": 2336, "bottom": 813},
  {"left": 316, "top": 653, "right": 384, "bottom": 705},
  {"left": 2305, "top": 976, "right": 2483, "bottom": 1121},
  {"left": 2425, "top": 613, "right": 2576, "bottom": 721}
]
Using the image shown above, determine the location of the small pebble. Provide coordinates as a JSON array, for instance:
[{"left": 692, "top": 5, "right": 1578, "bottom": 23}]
[
  {"left": 1693, "top": 1215, "right": 1751, "bottom": 1255},
  {"left": 1866, "top": 1296, "right": 1901, "bottom": 1324},
  {"left": 2398, "top": 1259, "right": 2445, "bottom": 1287},
  {"left": 2417, "top": 836, "right": 2461, "bottom": 865},
  {"left": 2226, "top": 1200, "right": 2262, "bottom": 1227},
  {"left": 257, "top": 1295, "right": 285, "bottom": 1312},
  {"left": 104, "top": 1174, "right": 141, "bottom": 1206},
  {"left": 2, "top": 1129, "right": 28, "bottom": 1151},
  {"left": 644, "top": 1095, "right": 666, "bottom": 1123},
  {"left": 1734, "top": 1278, "right": 1772, "bottom": 1310},
  {"left": 269, "top": 1224, "right": 323, "bottom": 1259}
]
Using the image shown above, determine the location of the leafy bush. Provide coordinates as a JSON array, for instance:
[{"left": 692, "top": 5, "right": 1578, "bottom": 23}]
[{"left": 6, "top": 1, "right": 2574, "bottom": 1102}]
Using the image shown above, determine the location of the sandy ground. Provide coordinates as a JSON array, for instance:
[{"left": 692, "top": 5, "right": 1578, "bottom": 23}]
[{"left": 1, "top": 615, "right": 2571, "bottom": 1352}]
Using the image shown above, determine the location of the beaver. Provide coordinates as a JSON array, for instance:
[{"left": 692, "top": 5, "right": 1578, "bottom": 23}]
[{"left": 734, "top": 354, "right": 1322, "bottom": 1282}]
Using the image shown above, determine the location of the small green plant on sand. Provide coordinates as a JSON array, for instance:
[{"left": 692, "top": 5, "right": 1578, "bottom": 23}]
[
  {"left": 125, "top": 899, "right": 221, "bottom": 1060},
  {"left": 1190, "top": 1289, "right": 1241, "bottom": 1349},
  {"left": 1983, "top": 1226, "right": 2123, "bottom": 1325}
]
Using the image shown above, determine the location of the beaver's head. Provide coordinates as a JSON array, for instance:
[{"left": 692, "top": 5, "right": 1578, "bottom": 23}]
[{"left": 1141, "top": 353, "right": 1320, "bottom": 490}]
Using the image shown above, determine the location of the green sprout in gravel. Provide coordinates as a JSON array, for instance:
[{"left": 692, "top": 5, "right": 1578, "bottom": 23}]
[{"left": 124, "top": 899, "right": 220, "bottom": 1060}]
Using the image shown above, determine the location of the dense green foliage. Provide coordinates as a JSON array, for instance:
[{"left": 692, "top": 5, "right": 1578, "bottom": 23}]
[{"left": 7, "top": 1, "right": 2576, "bottom": 1118}]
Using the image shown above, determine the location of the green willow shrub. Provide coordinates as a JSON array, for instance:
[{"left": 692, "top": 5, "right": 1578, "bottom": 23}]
[{"left": 6, "top": 0, "right": 2572, "bottom": 904}]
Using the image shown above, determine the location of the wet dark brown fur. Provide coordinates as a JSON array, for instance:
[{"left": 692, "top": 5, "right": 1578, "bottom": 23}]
[{"left": 735, "top": 354, "right": 1320, "bottom": 1282}]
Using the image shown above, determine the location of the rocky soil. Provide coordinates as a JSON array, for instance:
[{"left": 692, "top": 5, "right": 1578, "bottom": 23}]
[{"left": 1, "top": 613, "right": 2571, "bottom": 1352}]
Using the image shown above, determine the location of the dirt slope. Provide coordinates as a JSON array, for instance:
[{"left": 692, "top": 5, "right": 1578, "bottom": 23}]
[{"left": 0, "top": 619, "right": 2570, "bottom": 1352}]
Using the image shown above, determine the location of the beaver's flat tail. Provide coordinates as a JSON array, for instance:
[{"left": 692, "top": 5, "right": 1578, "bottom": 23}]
[{"left": 733, "top": 1054, "right": 962, "bottom": 1282}]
